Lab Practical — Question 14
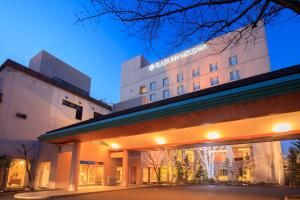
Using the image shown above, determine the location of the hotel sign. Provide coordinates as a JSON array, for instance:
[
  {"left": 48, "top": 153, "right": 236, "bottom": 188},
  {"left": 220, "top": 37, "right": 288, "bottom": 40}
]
[{"left": 148, "top": 43, "right": 208, "bottom": 71}]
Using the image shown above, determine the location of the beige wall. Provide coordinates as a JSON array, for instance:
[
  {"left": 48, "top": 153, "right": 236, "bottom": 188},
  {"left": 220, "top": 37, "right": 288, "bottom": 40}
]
[
  {"left": 120, "top": 25, "right": 270, "bottom": 102},
  {"left": 0, "top": 66, "right": 110, "bottom": 142}
]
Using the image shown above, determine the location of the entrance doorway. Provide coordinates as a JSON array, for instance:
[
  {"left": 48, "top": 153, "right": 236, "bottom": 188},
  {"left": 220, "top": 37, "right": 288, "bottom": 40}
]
[
  {"left": 6, "top": 159, "right": 26, "bottom": 188},
  {"left": 78, "top": 161, "right": 104, "bottom": 186}
]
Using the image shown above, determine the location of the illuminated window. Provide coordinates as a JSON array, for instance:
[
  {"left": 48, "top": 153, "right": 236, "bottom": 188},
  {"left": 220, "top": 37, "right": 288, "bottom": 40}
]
[
  {"left": 7, "top": 159, "right": 26, "bottom": 188},
  {"left": 209, "top": 63, "right": 218, "bottom": 72},
  {"left": 150, "top": 82, "right": 156, "bottom": 91},
  {"left": 177, "top": 85, "right": 184, "bottom": 95},
  {"left": 229, "top": 55, "right": 238, "bottom": 66},
  {"left": 163, "top": 90, "right": 169, "bottom": 99},
  {"left": 177, "top": 73, "right": 184, "bottom": 82},
  {"left": 139, "top": 86, "right": 146, "bottom": 94},
  {"left": 150, "top": 93, "right": 156, "bottom": 102},
  {"left": 230, "top": 70, "right": 240, "bottom": 81},
  {"left": 185, "top": 150, "right": 194, "bottom": 162},
  {"left": 163, "top": 78, "right": 169, "bottom": 87},
  {"left": 193, "top": 82, "right": 200, "bottom": 91},
  {"left": 210, "top": 76, "right": 219, "bottom": 86},
  {"left": 39, "top": 162, "right": 51, "bottom": 188},
  {"left": 78, "top": 162, "right": 104, "bottom": 185},
  {"left": 192, "top": 68, "right": 200, "bottom": 77}
]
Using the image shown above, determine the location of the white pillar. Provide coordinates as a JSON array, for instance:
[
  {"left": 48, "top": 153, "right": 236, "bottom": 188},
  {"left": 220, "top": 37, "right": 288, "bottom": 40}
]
[
  {"left": 122, "top": 150, "right": 129, "bottom": 187},
  {"left": 68, "top": 141, "right": 81, "bottom": 191}
]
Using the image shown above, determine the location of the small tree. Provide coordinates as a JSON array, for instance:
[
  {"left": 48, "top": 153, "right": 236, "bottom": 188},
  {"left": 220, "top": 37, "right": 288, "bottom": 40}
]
[
  {"left": 287, "top": 142, "right": 300, "bottom": 187},
  {"left": 143, "top": 151, "right": 164, "bottom": 184},
  {"left": 223, "top": 158, "right": 233, "bottom": 182},
  {"left": 194, "top": 165, "right": 204, "bottom": 183},
  {"left": 13, "top": 143, "right": 38, "bottom": 190},
  {"left": 175, "top": 160, "right": 184, "bottom": 184},
  {"left": 0, "top": 156, "right": 14, "bottom": 188}
]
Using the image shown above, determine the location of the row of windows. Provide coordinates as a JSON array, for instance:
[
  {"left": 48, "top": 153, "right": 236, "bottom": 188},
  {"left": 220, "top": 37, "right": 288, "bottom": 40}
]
[
  {"left": 141, "top": 56, "right": 238, "bottom": 95},
  {"left": 148, "top": 70, "right": 240, "bottom": 102}
]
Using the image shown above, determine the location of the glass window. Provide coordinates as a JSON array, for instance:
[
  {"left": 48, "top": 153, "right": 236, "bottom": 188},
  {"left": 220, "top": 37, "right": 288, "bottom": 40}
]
[
  {"left": 193, "top": 82, "right": 200, "bottom": 91},
  {"left": 177, "top": 85, "right": 184, "bottom": 95},
  {"left": 163, "top": 78, "right": 169, "bottom": 87},
  {"left": 230, "top": 70, "right": 240, "bottom": 81},
  {"left": 177, "top": 73, "right": 184, "bottom": 82},
  {"left": 229, "top": 55, "right": 238, "bottom": 66},
  {"left": 192, "top": 68, "right": 200, "bottom": 77},
  {"left": 210, "top": 63, "right": 218, "bottom": 72},
  {"left": 139, "top": 86, "right": 146, "bottom": 94},
  {"left": 7, "top": 159, "right": 26, "bottom": 188},
  {"left": 210, "top": 76, "right": 219, "bottom": 86},
  {"left": 62, "top": 100, "right": 83, "bottom": 120},
  {"left": 149, "top": 82, "right": 156, "bottom": 91},
  {"left": 150, "top": 93, "right": 156, "bottom": 102},
  {"left": 163, "top": 90, "right": 169, "bottom": 99}
]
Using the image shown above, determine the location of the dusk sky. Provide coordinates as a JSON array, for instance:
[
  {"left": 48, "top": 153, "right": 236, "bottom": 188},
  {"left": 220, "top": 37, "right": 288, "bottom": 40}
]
[{"left": 1, "top": 1, "right": 299, "bottom": 153}]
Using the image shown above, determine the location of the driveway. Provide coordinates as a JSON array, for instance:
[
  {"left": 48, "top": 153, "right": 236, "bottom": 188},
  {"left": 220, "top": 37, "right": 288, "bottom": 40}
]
[
  {"left": 54, "top": 185, "right": 300, "bottom": 200},
  {"left": 1, "top": 185, "right": 299, "bottom": 200}
]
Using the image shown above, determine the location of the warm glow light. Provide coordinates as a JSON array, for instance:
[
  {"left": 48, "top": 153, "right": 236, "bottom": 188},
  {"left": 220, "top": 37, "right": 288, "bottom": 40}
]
[
  {"left": 272, "top": 123, "right": 292, "bottom": 133},
  {"left": 19, "top": 160, "right": 25, "bottom": 165},
  {"left": 207, "top": 132, "right": 221, "bottom": 140},
  {"left": 110, "top": 143, "right": 120, "bottom": 149},
  {"left": 155, "top": 137, "right": 167, "bottom": 145},
  {"left": 238, "top": 148, "right": 251, "bottom": 151}
]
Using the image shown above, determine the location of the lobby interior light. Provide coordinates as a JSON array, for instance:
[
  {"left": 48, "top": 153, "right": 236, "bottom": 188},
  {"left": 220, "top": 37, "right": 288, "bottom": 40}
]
[
  {"left": 207, "top": 131, "right": 221, "bottom": 140},
  {"left": 272, "top": 123, "right": 292, "bottom": 133},
  {"left": 110, "top": 143, "right": 120, "bottom": 149},
  {"left": 19, "top": 160, "right": 25, "bottom": 165},
  {"left": 155, "top": 137, "right": 167, "bottom": 145}
]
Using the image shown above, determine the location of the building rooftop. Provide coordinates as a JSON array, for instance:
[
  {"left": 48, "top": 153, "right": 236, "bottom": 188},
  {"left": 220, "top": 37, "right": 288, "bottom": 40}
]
[{"left": 0, "top": 59, "right": 112, "bottom": 110}]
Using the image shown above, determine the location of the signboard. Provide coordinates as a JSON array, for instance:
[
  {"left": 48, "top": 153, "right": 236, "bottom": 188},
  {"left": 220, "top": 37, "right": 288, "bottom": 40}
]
[{"left": 148, "top": 43, "right": 208, "bottom": 71}]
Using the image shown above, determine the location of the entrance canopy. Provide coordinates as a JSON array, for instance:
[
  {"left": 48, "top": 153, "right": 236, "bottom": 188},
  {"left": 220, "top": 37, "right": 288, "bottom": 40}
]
[{"left": 39, "top": 65, "right": 300, "bottom": 150}]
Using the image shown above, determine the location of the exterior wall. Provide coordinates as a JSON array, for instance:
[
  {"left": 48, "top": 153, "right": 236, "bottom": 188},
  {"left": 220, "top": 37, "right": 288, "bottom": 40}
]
[
  {"left": 29, "top": 50, "right": 91, "bottom": 94},
  {"left": 0, "top": 66, "right": 111, "bottom": 188},
  {"left": 120, "top": 25, "right": 270, "bottom": 102}
]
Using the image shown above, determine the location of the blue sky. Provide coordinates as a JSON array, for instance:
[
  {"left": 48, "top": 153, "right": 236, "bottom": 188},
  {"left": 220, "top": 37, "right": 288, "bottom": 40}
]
[{"left": 0, "top": 0, "right": 299, "bottom": 153}]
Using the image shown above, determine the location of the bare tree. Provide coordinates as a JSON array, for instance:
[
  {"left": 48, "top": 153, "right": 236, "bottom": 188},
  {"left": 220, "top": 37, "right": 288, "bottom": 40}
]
[
  {"left": 143, "top": 150, "right": 165, "bottom": 184},
  {"left": 13, "top": 143, "right": 39, "bottom": 190},
  {"left": 76, "top": 0, "right": 300, "bottom": 53}
]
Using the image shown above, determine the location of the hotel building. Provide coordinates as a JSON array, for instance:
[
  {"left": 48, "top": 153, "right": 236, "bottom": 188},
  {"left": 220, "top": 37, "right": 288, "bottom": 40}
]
[
  {"left": 0, "top": 51, "right": 111, "bottom": 189},
  {"left": 35, "top": 24, "right": 300, "bottom": 191}
]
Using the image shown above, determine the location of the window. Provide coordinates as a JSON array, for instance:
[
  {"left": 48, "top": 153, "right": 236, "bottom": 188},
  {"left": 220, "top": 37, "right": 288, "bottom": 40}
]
[
  {"left": 209, "top": 63, "right": 218, "bottom": 72},
  {"left": 177, "top": 73, "right": 184, "bottom": 82},
  {"left": 193, "top": 82, "right": 200, "bottom": 91},
  {"left": 192, "top": 68, "right": 200, "bottom": 77},
  {"left": 139, "top": 86, "right": 146, "bottom": 94},
  {"left": 163, "top": 78, "right": 169, "bottom": 87},
  {"left": 16, "top": 113, "right": 27, "bottom": 119},
  {"left": 150, "top": 93, "right": 156, "bottom": 102},
  {"left": 150, "top": 82, "right": 156, "bottom": 91},
  {"left": 163, "top": 90, "right": 169, "bottom": 99},
  {"left": 229, "top": 55, "right": 238, "bottom": 66},
  {"left": 230, "top": 70, "right": 240, "bottom": 81},
  {"left": 94, "top": 112, "right": 102, "bottom": 118},
  {"left": 177, "top": 85, "right": 184, "bottom": 95},
  {"left": 210, "top": 76, "right": 219, "bottom": 86},
  {"left": 0, "top": 93, "right": 3, "bottom": 103},
  {"left": 62, "top": 99, "right": 83, "bottom": 120}
]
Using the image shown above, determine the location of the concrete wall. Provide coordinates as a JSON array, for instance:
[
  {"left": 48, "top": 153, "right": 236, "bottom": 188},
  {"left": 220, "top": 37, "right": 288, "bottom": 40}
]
[
  {"left": 29, "top": 50, "right": 91, "bottom": 94},
  {"left": 120, "top": 25, "right": 270, "bottom": 102}
]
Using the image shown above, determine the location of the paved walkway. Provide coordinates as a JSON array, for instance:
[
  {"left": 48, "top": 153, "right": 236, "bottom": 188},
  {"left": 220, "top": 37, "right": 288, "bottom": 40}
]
[{"left": 14, "top": 185, "right": 150, "bottom": 199}]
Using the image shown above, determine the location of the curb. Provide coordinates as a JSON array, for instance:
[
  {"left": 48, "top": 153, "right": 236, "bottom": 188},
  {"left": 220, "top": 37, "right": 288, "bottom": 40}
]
[{"left": 285, "top": 195, "right": 300, "bottom": 200}]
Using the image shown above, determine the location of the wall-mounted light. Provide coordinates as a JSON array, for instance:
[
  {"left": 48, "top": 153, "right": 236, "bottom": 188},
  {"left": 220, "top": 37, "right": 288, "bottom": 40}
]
[
  {"left": 110, "top": 143, "right": 120, "bottom": 149},
  {"left": 272, "top": 123, "right": 292, "bottom": 133},
  {"left": 155, "top": 137, "right": 167, "bottom": 145},
  {"left": 206, "top": 131, "right": 221, "bottom": 140}
]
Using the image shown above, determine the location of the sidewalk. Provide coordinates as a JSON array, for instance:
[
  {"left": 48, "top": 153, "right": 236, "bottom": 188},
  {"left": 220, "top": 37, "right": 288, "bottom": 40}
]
[{"left": 14, "top": 185, "right": 149, "bottom": 199}]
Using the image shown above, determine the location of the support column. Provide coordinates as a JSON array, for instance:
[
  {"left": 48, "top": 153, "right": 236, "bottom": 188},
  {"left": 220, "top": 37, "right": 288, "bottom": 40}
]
[
  {"left": 122, "top": 150, "right": 129, "bottom": 187},
  {"left": 68, "top": 141, "right": 81, "bottom": 191}
]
